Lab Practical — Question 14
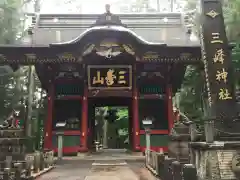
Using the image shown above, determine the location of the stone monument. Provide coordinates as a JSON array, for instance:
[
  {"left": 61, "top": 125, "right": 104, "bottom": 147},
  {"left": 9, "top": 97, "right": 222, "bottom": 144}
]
[{"left": 190, "top": 0, "right": 240, "bottom": 179}]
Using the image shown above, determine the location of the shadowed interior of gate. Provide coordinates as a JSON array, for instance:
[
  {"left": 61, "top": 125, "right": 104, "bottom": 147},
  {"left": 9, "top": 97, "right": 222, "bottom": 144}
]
[{"left": 53, "top": 100, "right": 82, "bottom": 131}]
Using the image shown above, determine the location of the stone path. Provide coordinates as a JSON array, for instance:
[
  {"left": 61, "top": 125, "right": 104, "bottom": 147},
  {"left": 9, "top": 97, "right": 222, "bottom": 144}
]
[
  {"left": 36, "top": 160, "right": 93, "bottom": 180},
  {"left": 36, "top": 159, "right": 155, "bottom": 180},
  {"left": 86, "top": 161, "right": 138, "bottom": 180}
]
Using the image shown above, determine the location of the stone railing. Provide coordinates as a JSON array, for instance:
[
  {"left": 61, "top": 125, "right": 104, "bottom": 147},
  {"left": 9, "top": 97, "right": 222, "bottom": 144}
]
[
  {"left": 168, "top": 121, "right": 203, "bottom": 164},
  {"left": 0, "top": 126, "right": 54, "bottom": 180},
  {"left": 145, "top": 150, "right": 197, "bottom": 180},
  {"left": 146, "top": 119, "right": 240, "bottom": 180},
  {"left": 145, "top": 120, "right": 201, "bottom": 180}
]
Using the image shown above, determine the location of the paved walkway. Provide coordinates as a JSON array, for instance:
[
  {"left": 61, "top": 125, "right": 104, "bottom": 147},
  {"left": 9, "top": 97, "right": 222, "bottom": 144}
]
[
  {"left": 37, "top": 150, "right": 156, "bottom": 180},
  {"left": 36, "top": 160, "right": 93, "bottom": 180},
  {"left": 36, "top": 159, "right": 156, "bottom": 180},
  {"left": 86, "top": 162, "right": 138, "bottom": 180}
]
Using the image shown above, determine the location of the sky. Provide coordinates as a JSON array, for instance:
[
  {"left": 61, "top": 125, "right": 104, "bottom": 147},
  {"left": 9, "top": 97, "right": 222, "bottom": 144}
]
[{"left": 38, "top": 0, "right": 185, "bottom": 14}]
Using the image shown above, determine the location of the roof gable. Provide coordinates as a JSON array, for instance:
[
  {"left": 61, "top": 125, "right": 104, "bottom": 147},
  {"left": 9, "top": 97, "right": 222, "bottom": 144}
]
[{"left": 50, "top": 26, "right": 167, "bottom": 48}]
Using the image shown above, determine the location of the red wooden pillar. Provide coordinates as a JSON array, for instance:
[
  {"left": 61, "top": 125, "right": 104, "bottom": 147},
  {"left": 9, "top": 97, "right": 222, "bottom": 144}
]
[
  {"left": 166, "top": 85, "right": 174, "bottom": 131},
  {"left": 44, "top": 84, "right": 54, "bottom": 149},
  {"left": 132, "top": 64, "right": 140, "bottom": 151},
  {"left": 81, "top": 86, "right": 88, "bottom": 151}
]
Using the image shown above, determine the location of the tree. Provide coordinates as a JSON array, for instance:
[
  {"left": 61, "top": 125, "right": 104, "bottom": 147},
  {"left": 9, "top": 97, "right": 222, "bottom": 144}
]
[
  {"left": 0, "top": 0, "right": 26, "bottom": 44},
  {"left": 130, "top": 0, "right": 149, "bottom": 12},
  {"left": 116, "top": 108, "right": 128, "bottom": 132},
  {"left": 223, "top": 0, "right": 240, "bottom": 87},
  {"left": 223, "top": 0, "right": 240, "bottom": 41},
  {"left": 0, "top": 0, "right": 25, "bottom": 120},
  {"left": 176, "top": 1, "right": 204, "bottom": 121},
  {"left": 177, "top": 66, "right": 205, "bottom": 121},
  {"left": 0, "top": 0, "right": 44, "bottom": 123},
  {"left": 232, "top": 42, "right": 240, "bottom": 88},
  {"left": 95, "top": 107, "right": 106, "bottom": 143}
]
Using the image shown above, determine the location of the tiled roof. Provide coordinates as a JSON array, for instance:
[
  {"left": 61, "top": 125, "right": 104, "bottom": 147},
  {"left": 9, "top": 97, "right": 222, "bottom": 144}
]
[{"left": 32, "top": 13, "right": 200, "bottom": 46}]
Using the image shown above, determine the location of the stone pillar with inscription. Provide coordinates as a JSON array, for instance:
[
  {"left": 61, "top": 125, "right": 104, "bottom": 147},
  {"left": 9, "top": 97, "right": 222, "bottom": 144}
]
[
  {"left": 200, "top": 0, "right": 239, "bottom": 136},
  {"left": 189, "top": 1, "right": 240, "bottom": 179}
]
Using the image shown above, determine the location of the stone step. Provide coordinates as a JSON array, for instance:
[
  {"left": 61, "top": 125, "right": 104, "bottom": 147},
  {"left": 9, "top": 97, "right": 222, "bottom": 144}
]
[
  {"left": 0, "top": 160, "right": 27, "bottom": 170},
  {"left": 0, "top": 138, "right": 27, "bottom": 144},
  {"left": 92, "top": 160, "right": 127, "bottom": 166},
  {"left": 218, "top": 136, "right": 240, "bottom": 141},
  {"left": 0, "top": 129, "right": 24, "bottom": 138},
  {"left": 99, "top": 149, "right": 128, "bottom": 154},
  {"left": 0, "top": 154, "right": 25, "bottom": 161}
]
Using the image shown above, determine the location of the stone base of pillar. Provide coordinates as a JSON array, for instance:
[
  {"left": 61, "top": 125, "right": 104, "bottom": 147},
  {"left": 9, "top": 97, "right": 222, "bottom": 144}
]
[
  {"left": 190, "top": 141, "right": 240, "bottom": 180},
  {"left": 79, "top": 147, "right": 88, "bottom": 152},
  {"left": 214, "top": 117, "right": 240, "bottom": 141},
  {"left": 216, "top": 133, "right": 240, "bottom": 141}
]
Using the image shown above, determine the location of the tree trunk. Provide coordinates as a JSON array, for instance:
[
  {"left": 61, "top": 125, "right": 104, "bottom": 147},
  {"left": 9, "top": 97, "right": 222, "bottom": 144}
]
[
  {"left": 170, "top": 0, "right": 174, "bottom": 12},
  {"left": 25, "top": 66, "right": 34, "bottom": 137},
  {"left": 157, "top": 0, "right": 160, "bottom": 12},
  {"left": 103, "top": 119, "right": 108, "bottom": 148},
  {"left": 13, "top": 69, "right": 22, "bottom": 109}
]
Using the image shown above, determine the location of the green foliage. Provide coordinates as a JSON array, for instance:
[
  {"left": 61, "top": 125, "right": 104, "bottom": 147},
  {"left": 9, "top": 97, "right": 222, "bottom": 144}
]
[
  {"left": 0, "top": 0, "right": 27, "bottom": 121},
  {"left": 103, "top": 107, "right": 129, "bottom": 132},
  {"left": 98, "top": 107, "right": 129, "bottom": 142},
  {"left": 232, "top": 42, "right": 240, "bottom": 88},
  {"left": 178, "top": 65, "right": 205, "bottom": 120},
  {"left": 0, "top": 0, "right": 25, "bottom": 44},
  {"left": 224, "top": 0, "right": 240, "bottom": 88},
  {"left": 0, "top": 67, "right": 36, "bottom": 121},
  {"left": 184, "top": 0, "right": 197, "bottom": 10},
  {"left": 116, "top": 108, "right": 129, "bottom": 132},
  {"left": 223, "top": 0, "right": 240, "bottom": 41},
  {"left": 0, "top": 0, "right": 45, "bottom": 124}
]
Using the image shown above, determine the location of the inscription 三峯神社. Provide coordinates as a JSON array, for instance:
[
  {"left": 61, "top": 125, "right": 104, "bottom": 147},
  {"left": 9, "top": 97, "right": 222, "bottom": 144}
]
[
  {"left": 88, "top": 66, "right": 132, "bottom": 89},
  {"left": 210, "top": 35, "right": 232, "bottom": 100},
  {"left": 206, "top": 8, "right": 233, "bottom": 101}
]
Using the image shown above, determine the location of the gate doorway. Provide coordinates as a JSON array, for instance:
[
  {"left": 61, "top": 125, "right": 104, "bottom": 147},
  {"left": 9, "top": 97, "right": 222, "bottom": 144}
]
[{"left": 88, "top": 97, "right": 133, "bottom": 150}]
